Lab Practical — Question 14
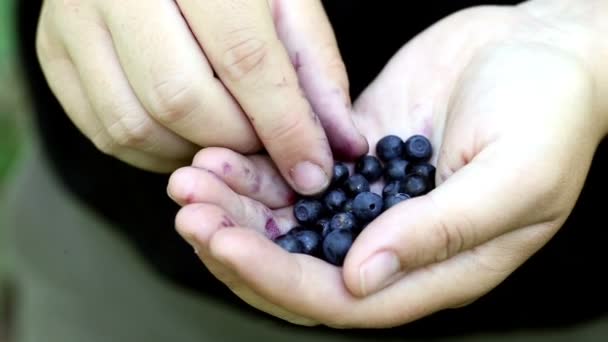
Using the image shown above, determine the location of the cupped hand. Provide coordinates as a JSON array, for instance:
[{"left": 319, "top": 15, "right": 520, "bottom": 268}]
[
  {"left": 36, "top": 0, "right": 366, "bottom": 194},
  {"left": 167, "top": 3, "right": 605, "bottom": 328}
]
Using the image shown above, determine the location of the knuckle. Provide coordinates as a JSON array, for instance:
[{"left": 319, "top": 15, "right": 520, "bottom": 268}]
[
  {"left": 427, "top": 196, "right": 468, "bottom": 263},
  {"left": 149, "top": 78, "right": 200, "bottom": 125},
  {"left": 220, "top": 33, "right": 270, "bottom": 82},
  {"left": 91, "top": 130, "right": 117, "bottom": 155},
  {"left": 260, "top": 112, "right": 308, "bottom": 144},
  {"left": 106, "top": 113, "right": 153, "bottom": 148}
]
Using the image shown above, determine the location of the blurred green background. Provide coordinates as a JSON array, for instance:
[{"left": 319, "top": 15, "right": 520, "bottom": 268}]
[
  {"left": 1, "top": 0, "right": 20, "bottom": 338},
  {"left": 0, "top": 0, "right": 22, "bottom": 187}
]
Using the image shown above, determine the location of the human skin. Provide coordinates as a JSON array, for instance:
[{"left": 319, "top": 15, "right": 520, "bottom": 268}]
[
  {"left": 168, "top": 0, "right": 608, "bottom": 328},
  {"left": 35, "top": 0, "right": 367, "bottom": 194}
]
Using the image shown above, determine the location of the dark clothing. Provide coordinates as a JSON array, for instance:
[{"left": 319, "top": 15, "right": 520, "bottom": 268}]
[{"left": 15, "top": 0, "right": 608, "bottom": 338}]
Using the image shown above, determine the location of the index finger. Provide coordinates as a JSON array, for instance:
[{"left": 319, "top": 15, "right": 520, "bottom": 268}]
[{"left": 176, "top": 0, "right": 334, "bottom": 195}]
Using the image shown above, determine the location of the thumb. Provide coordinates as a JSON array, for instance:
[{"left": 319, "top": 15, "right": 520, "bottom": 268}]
[
  {"left": 273, "top": 0, "right": 368, "bottom": 161},
  {"left": 342, "top": 144, "right": 560, "bottom": 297}
]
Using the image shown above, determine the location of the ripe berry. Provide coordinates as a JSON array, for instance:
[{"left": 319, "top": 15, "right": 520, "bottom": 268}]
[
  {"left": 330, "top": 212, "right": 358, "bottom": 233},
  {"left": 376, "top": 135, "right": 404, "bottom": 161},
  {"left": 403, "top": 135, "right": 433, "bottom": 162},
  {"left": 383, "top": 180, "right": 403, "bottom": 198},
  {"left": 402, "top": 174, "right": 429, "bottom": 197},
  {"left": 384, "top": 193, "right": 411, "bottom": 210},
  {"left": 323, "top": 189, "right": 347, "bottom": 213},
  {"left": 275, "top": 234, "right": 305, "bottom": 254},
  {"left": 355, "top": 155, "right": 383, "bottom": 182},
  {"left": 342, "top": 199, "right": 354, "bottom": 214},
  {"left": 331, "top": 162, "right": 349, "bottom": 187},
  {"left": 293, "top": 199, "right": 324, "bottom": 225},
  {"left": 314, "top": 218, "right": 331, "bottom": 235},
  {"left": 352, "top": 192, "right": 384, "bottom": 222},
  {"left": 408, "top": 162, "right": 436, "bottom": 188},
  {"left": 322, "top": 229, "right": 354, "bottom": 266},
  {"left": 343, "top": 174, "right": 370, "bottom": 197},
  {"left": 384, "top": 159, "right": 409, "bottom": 181},
  {"left": 292, "top": 229, "right": 321, "bottom": 256}
]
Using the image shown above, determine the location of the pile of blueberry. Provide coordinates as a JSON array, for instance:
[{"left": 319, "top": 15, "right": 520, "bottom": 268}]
[{"left": 273, "top": 134, "right": 436, "bottom": 266}]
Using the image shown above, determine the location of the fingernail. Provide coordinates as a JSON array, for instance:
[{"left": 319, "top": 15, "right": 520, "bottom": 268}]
[
  {"left": 290, "top": 161, "right": 329, "bottom": 195},
  {"left": 359, "top": 251, "right": 401, "bottom": 296}
]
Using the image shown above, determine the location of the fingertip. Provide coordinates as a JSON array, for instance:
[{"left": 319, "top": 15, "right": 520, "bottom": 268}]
[{"left": 289, "top": 160, "right": 331, "bottom": 196}]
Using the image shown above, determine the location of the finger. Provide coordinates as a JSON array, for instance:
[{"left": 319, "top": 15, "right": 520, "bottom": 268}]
[
  {"left": 208, "top": 215, "right": 556, "bottom": 328},
  {"left": 58, "top": 5, "right": 198, "bottom": 169},
  {"left": 175, "top": 203, "right": 317, "bottom": 326},
  {"left": 99, "top": 0, "right": 261, "bottom": 152},
  {"left": 208, "top": 227, "right": 360, "bottom": 328},
  {"left": 168, "top": 166, "right": 295, "bottom": 239},
  {"left": 191, "top": 147, "right": 296, "bottom": 208},
  {"left": 273, "top": 0, "right": 368, "bottom": 160},
  {"left": 176, "top": 0, "right": 334, "bottom": 195},
  {"left": 36, "top": 26, "right": 187, "bottom": 172},
  {"left": 342, "top": 142, "right": 563, "bottom": 297}
]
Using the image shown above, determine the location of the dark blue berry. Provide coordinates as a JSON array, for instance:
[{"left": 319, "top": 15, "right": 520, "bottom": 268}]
[
  {"left": 376, "top": 135, "right": 404, "bottom": 161},
  {"left": 384, "top": 159, "right": 409, "bottom": 181},
  {"left": 408, "top": 163, "right": 436, "bottom": 189},
  {"left": 403, "top": 135, "right": 433, "bottom": 162},
  {"left": 355, "top": 155, "right": 383, "bottom": 182},
  {"left": 402, "top": 174, "right": 429, "bottom": 197},
  {"left": 293, "top": 199, "right": 324, "bottom": 225},
  {"left": 343, "top": 174, "right": 370, "bottom": 197},
  {"left": 331, "top": 162, "right": 349, "bottom": 187},
  {"left": 323, "top": 189, "right": 347, "bottom": 213},
  {"left": 314, "top": 218, "right": 330, "bottom": 235},
  {"left": 383, "top": 180, "right": 404, "bottom": 198},
  {"left": 352, "top": 192, "right": 384, "bottom": 222},
  {"left": 275, "top": 234, "right": 305, "bottom": 254},
  {"left": 383, "top": 193, "right": 411, "bottom": 210},
  {"left": 292, "top": 229, "right": 321, "bottom": 256},
  {"left": 330, "top": 212, "right": 358, "bottom": 233},
  {"left": 322, "top": 229, "right": 354, "bottom": 266},
  {"left": 342, "top": 199, "right": 354, "bottom": 214}
]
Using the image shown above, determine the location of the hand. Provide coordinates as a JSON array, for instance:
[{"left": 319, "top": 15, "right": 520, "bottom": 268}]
[
  {"left": 167, "top": 3, "right": 606, "bottom": 328},
  {"left": 36, "top": 0, "right": 366, "bottom": 194}
]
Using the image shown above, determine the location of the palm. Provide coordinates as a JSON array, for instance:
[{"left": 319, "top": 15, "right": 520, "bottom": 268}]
[{"left": 169, "top": 5, "right": 599, "bottom": 328}]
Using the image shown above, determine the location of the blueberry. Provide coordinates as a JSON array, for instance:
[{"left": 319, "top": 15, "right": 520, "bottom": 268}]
[
  {"left": 355, "top": 155, "right": 383, "bottom": 182},
  {"left": 293, "top": 199, "right": 324, "bottom": 225},
  {"left": 292, "top": 229, "right": 322, "bottom": 256},
  {"left": 383, "top": 193, "right": 411, "bottom": 210},
  {"left": 330, "top": 212, "right": 358, "bottom": 233},
  {"left": 314, "top": 218, "right": 331, "bottom": 235},
  {"left": 403, "top": 135, "right": 433, "bottom": 162},
  {"left": 407, "top": 163, "right": 436, "bottom": 189},
  {"left": 275, "top": 234, "right": 305, "bottom": 254},
  {"left": 384, "top": 159, "right": 409, "bottom": 181},
  {"left": 323, "top": 189, "right": 347, "bottom": 213},
  {"left": 342, "top": 199, "right": 354, "bottom": 214},
  {"left": 322, "top": 229, "right": 354, "bottom": 266},
  {"left": 402, "top": 174, "right": 429, "bottom": 197},
  {"left": 343, "top": 174, "right": 370, "bottom": 197},
  {"left": 376, "top": 135, "right": 404, "bottom": 162},
  {"left": 383, "top": 180, "right": 404, "bottom": 198},
  {"left": 331, "top": 162, "right": 350, "bottom": 187},
  {"left": 352, "top": 192, "right": 384, "bottom": 222}
]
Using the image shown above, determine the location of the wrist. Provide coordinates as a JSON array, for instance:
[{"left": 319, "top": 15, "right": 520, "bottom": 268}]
[{"left": 518, "top": 0, "right": 608, "bottom": 137}]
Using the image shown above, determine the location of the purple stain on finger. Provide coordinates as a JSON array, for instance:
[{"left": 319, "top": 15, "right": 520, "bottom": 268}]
[
  {"left": 222, "top": 162, "right": 232, "bottom": 175},
  {"left": 265, "top": 217, "right": 281, "bottom": 240},
  {"left": 422, "top": 116, "right": 434, "bottom": 138},
  {"left": 250, "top": 174, "right": 261, "bottom": 194},
  {"left": 220, "top": 215, "right": 235, "bottom": 228}
]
